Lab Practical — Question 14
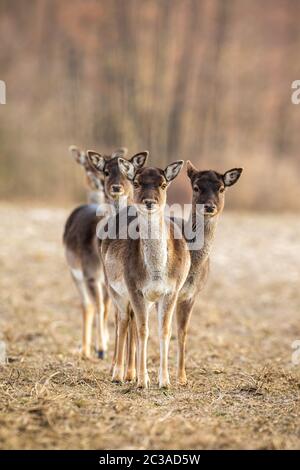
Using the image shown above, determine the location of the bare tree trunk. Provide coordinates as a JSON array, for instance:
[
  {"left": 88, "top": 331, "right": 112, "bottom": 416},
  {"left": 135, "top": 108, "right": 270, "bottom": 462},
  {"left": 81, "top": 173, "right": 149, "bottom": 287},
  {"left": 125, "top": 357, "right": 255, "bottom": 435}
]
[{"left": 166, "top": 0, "right": 200, "bottom": 159}]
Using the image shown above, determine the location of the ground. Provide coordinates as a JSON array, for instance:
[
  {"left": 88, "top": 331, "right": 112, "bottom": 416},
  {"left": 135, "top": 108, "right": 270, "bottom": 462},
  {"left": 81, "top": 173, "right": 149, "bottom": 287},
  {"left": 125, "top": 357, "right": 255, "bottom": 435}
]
[{"left": 0, "top": 204, "right": 300, "bottom": 450}]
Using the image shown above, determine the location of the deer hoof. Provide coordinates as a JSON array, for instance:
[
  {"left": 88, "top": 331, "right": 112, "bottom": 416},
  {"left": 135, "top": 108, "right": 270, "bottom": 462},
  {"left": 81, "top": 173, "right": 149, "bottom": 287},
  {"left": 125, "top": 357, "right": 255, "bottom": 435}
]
[
  {"left": 159, "top": 380, "right": 170, "bottom": 390},
  {"left": 96, "top": 350, "right": 106, "bottom": 360},
  {"left": 112, "top": 366, "right": 124, "bottom": 383},
  {"left": 112, "top": 378, "right": 123, "bottom": 384},
  {"left": 125, "top": 370, "right": 137, "bottom": 382},
  {"left": 177, "top": 373, "right": 188, "bottom": 386},
  {"left": 80, "top": 348, "right": 92, "bottom": 360},
  {"left": 137, "top": 375, "right": 150, "bottom": 389}
]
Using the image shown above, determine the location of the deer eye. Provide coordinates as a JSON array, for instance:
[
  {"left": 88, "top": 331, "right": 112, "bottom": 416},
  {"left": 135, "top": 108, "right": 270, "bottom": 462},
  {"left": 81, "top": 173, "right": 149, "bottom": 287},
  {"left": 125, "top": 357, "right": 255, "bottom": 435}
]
[
  {"left": 193, "top": 185, "right": 199, "bottom": 192},
  {"left": 219, "top": 187, "right": 225, "bottom": 193},
  {"left": 104, "top": 169, "right": 109, "bottom": 177},
  {"left": 161, "top": 183, "right": 167, "bottom": 190},
  {"left": 133, "top": 181, "right": 139, "bottom": 189}
]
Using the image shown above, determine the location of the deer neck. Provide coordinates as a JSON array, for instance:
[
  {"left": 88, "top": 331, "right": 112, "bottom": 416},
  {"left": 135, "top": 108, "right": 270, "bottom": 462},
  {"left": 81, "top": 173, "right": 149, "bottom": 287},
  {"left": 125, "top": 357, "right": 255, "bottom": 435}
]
[
  {"left": 189, "top": 205, "right": 219, "bottom": 269},
  {"left": 138, "top": 209, "right": 168, "bottom": 280},
  {"left": 103, "top": 193, "right": 132, "bottom": 215}
]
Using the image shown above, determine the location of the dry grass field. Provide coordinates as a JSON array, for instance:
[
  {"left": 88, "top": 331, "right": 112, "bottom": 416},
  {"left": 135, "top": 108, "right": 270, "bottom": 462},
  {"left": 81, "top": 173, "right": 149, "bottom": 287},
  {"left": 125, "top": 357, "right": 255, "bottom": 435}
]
[{"left": 0, "top": 203, "right": 300, "bottom": 450}]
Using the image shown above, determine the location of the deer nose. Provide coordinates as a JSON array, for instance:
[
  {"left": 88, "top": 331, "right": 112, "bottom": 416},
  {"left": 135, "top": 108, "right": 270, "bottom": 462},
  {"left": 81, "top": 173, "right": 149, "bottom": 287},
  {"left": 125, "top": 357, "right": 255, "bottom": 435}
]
[
  {"left": 111, "top": 184, "right": 123, "bottom": 193},
  {"left": 204, "top": 203, "right": 216, "bottom": 214},
  {"left": 143, "top": 199, "right": 157, "bottom": 210}
]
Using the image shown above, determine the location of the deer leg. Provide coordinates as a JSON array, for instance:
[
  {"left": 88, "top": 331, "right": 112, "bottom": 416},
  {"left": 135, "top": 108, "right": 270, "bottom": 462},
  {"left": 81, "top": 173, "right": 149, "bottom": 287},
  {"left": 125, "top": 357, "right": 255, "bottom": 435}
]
[
  {"left": 136, "top": 317, "right": 149, "bottom": 389},
  {"left": 82, "top": 303, "right": 95, "bottom": 359},
  {"left": 157, "top": 294, "right": 177, "bottom": 389},
  {"left": 86, "top": 277, "right": 107, "bottom": 359},
  {"left": 103, "top": 286, "right": 111, "bottom": 346},
  {"left": 107, "top": 289, "right": 130, "bottom": 382},
  {"left": 71, "top": 270, "right": 94, "bottom": 359},
  {"left": 124, "top": 307, "right": 137, "bottom": 382},
  {"left": 130, "top": 294, "right": 150, "bottom": 389},
  {"left": 112, "top": 307, "right": 129, "bottom": 383},
  {"left": 110, "top": 306, "right": 118, "bottom": 374},
  {"left": 176, "top": 298, "right": 194, "bottom": 385}
]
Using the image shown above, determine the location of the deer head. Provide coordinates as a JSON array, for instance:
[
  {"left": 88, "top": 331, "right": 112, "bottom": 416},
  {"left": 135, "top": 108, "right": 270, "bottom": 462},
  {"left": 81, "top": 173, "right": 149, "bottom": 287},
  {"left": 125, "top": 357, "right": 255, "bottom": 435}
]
[
  {"left": 118, "top": 158, "right": 184, "bottom": 214},
  {"left": 69, "top": 145, "right": 103, "bottom": 192},
  {"left": 187, "top": 161, "right": 243, "bottom": 217},
  {"left": 87, "top": 149, "right": 148, "bottom": 203}
]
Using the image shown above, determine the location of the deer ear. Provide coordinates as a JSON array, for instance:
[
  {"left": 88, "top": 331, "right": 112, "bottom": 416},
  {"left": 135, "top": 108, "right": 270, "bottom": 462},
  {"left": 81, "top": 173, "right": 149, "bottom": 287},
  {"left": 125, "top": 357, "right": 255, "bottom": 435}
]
[
  {"left": 69, "top": 145, "right": 86, "bottom": 166},
  {"left": 223, "top": 168, "right": 243, "bottom": 187},
  {"left": 112, "top": 147, "right": 128, "bottom": 158},
  {"left": 86, "top": 150, "right": 106, "bottom": 172},
  {"left": 186, "top": 160, "right": 198, "bottom": 180},
  {"left": 130, "top": 151, "right": 149, "bottom": 169},
  {"left": 164, "top": 160, "right": 184, "bottom": 182},
  {"left": 118, "top": 158, "right": 136, "bottom": 181}
]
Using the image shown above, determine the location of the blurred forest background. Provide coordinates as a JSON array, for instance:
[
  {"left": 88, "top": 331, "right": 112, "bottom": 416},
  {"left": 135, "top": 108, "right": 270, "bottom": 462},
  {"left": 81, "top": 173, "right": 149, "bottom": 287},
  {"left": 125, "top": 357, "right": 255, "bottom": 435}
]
[{"left": 0, "top": 0, "right": 300, "bottom": 209}]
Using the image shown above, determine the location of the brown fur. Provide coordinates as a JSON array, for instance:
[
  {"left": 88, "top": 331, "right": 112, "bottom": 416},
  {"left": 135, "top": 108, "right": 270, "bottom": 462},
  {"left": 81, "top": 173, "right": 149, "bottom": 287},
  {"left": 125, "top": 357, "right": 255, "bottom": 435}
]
[
  {"left": 101, "top": 161, "right": 191, "bottom": 388},
  {"left": 63, "top": 149, "right": 148, "bottom": 360},
  {"left": 176, "top": 161, "right": 243, "bottom": 384}
]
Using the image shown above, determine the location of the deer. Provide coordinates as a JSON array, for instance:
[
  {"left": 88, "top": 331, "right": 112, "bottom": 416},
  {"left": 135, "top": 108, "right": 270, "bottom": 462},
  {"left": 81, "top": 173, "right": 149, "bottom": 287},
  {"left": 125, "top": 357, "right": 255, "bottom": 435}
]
[
  {"left": 99, "top": 158, "right": 191, "bottom": 389},
  {"left": 63, "top": 147, "right": 148, "bottom": 362},
  {"left": 175, "top": 162, "right": 243, "bottom": 385},
  {"left": 69, "top": 145, "right": 105, "bottom": 204}
]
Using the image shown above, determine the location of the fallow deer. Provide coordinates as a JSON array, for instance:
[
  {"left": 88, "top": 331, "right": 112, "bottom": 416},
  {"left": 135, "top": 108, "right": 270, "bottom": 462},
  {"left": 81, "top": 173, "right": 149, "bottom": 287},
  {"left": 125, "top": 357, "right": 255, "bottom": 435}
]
[
  {"left": 69, "top": 145, "right": 105, "bottom": 204},
  {"left": 63, "top": 147, "right": 148, "bottom": 361},
  {"left": 176, "top": 162, "right": 243, "bottom": 384},
  {"left": 100, "top": 159, "right": 191, "bottom": 388}
]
